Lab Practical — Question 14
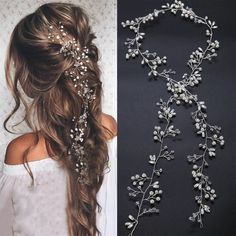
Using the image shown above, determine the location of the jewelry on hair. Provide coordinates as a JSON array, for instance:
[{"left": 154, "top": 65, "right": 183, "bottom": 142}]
[
  {"left": 48, "top": 21, "right": 96, "bottom": 185},
  {"left": 122, "top": 1, "right": 224, "bottom": 233}
]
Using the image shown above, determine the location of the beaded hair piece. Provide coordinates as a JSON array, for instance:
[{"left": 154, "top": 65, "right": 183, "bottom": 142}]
[
  {"left": 122, "top": 0, "right": 225, "bottom": 234},
  {"left": 48, "top": 22, "right": 96, "bottom": 184}
]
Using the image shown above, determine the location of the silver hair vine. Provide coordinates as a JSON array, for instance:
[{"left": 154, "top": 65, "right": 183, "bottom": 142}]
[
  {"left": 122, "top": 1, "right": 225, "bottom": 234},
  {"left": 48, "top": 21, "right": 96, "bottom": 185}
]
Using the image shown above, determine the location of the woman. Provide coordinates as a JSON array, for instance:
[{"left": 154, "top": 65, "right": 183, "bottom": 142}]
[{"left": 0, "top": 2, "right": 117, "bottom": 236}]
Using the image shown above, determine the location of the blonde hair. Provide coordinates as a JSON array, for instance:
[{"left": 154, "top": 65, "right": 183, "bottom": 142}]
[{"left": 4, "top": 3, "right": 111, "bottom": 236}]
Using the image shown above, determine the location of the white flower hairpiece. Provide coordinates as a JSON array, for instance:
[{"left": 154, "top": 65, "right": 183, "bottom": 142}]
[{"left": 48, "top": 21, "right": 96, "bottom": 184}]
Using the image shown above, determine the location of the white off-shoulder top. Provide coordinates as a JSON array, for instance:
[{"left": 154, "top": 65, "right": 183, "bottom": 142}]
[{"left": 0, "top": 136, "right": 117, "bottom": 236}]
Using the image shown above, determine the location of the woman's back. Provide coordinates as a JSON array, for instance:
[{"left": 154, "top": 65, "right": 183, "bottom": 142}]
[
  {"left": 0, "top": 134, "right": 117, "bottom": 236},
  {"left": 4, "top": 113, "right": 117, "bottom": 165}
]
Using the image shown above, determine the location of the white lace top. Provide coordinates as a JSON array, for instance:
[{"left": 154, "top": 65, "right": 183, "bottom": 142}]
[{"left": 0, "top": 136, "right": 117, "bottom": 236}]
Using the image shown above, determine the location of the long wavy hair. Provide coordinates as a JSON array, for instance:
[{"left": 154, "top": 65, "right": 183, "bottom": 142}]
[{"left": 3, "top": 3, "right": 111, "bottom": 236}]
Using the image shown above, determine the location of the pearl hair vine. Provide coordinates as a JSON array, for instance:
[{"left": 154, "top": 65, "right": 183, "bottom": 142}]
[
  {"left": 48, "top": 21, "right": 96, "bottom": 184},
  {"left": 122, "top": 0, "right": 225, "bottom": 234}
]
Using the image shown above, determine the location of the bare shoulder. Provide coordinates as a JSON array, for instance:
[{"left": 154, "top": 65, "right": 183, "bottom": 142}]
[
  {"left": 4, "top": 132, "right": 48, "bottom": 165},
  {"left": 100, "top": 112, "right": 117, "bottom": 140}
]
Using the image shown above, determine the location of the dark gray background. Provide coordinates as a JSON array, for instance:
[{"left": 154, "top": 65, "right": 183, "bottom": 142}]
[{"left": 118, "top": 0, "right": 236, "bottom": 235}]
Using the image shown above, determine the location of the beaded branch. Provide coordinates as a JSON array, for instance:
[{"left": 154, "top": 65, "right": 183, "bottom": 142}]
[
  {"left": 48, "top": 22, "right": 96, "bottom": 184},
  {"left": 122, "top": 1, "right": 225, "bottom": 234}
]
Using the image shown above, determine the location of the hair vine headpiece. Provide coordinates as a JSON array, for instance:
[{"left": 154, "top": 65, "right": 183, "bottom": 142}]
[
  {"left": 48, "top": 21, "right": 96, "bottom": 185},
  {"left": 122, "top": 0, "right": 225, "bottom": 234}
]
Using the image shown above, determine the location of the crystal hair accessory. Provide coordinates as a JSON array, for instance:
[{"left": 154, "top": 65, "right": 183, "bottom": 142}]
[
  {"left": 48, "top": 21, "right": 96, "bottom": 184},
  {"left": 122, "top": 0, "right": 225, "bottom": 234}
]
